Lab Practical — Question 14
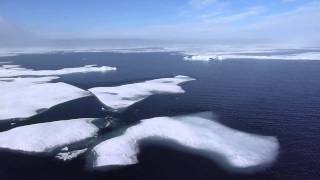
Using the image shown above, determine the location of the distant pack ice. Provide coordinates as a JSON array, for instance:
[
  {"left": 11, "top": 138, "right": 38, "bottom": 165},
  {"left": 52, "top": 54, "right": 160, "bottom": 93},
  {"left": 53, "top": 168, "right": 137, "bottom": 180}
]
[
  {"left": 0, "top": 64, "right": 116, "bottom": 77},
  {"left": 0, "top": 77, "right": 90, "bottom": 120},
  {"left": 90, "top": 112, "right": 279, "bottom": 173},
  {"left": 0, "top": 118, "right": 99, "bottom": 153},
  {"left": 89, "top": 75, "right": 195, "bottom": 111},
  {"left": 184, "top": 52, "right": 320, "bottom": 61}
]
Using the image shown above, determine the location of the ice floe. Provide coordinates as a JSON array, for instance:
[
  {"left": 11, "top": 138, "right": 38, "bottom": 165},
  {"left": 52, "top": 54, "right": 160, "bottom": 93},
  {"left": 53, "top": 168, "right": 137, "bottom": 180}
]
[
  {"left": 56, "top": 148, "right": 88, "bottom": 161},
  {"left": 0, "top": 64, "right": 116, "bottom": 78},
  {"left": 0, "top": 47, "right": 171, "bottom": 57},
  {"left": 90, "top": 112, "right": 279, "bottom": 173},
  {"left": 184, "top": 52, "right": 320, "bottom": 61},
  {"left": 0, "top": 119, "right": 99, "bottom": 153},
  {"left": 89, "top": 75, "right": 195, "bottom": 111},
  {"left": 0, "top": 77, "right": 90, "bottom": 120},
  {"left": 0, "top": 61, "right": 11, "bottom": 64},
  {"left": 184, "top": 55, "right": 223, "bottom": 61}
]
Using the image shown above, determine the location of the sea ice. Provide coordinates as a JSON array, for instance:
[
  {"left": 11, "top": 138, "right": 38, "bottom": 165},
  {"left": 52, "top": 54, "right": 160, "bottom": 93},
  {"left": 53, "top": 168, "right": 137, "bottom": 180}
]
[
  {"left": 184, "top": 55, "right": 223, "bottom": 61},
  {"left": 90, "top": 112, "right": 279, "bottom": 173},
  {"left": 56, "top": 148, "right": 88, "bottom": 161},
  {"left": 89, "top": 75, "right": 195, "bottom": 111},
  {"left": 0, "top": 61, "right": 11, "bottom": 64},
  {"left": 0, "top": 77, "right": 90, "bottom": 120},
  {"left": 0, "top": 118, "right": 99, "bottom": 153},
  {"left": 0, "top": 64, "right": 116, "bottom": 77},
  {"left": 184, "top": 52, "right": 320, "bottom": 61}
]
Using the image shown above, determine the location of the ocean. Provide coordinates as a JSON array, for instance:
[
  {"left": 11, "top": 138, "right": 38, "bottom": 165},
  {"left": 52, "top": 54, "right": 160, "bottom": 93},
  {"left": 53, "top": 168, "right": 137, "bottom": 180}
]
[{"left": 0, "top": 52, "right": 319, "bottom": 180}]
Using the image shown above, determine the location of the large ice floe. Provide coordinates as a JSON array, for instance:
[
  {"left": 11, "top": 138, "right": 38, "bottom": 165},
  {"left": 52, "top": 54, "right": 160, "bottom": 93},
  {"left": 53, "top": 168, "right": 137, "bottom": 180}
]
[
  {"left": 0, "top": 118, "right": 99, "bottom": 153},
  {"left": 0, "top": 77, "right": 90, "bottom": 120},
  {"left": 90, "top": 112, "right": 279, "bottom": 173},
  {"left": 0, "top": 64, "right": 116, "bottom": 77},
  {"left": 89, "top": 75, "right": 195, "bottom": 111}
]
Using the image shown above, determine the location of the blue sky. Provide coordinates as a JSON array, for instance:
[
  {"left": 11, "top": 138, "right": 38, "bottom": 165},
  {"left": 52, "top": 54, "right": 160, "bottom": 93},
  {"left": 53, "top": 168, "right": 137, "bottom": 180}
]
[{"left": 0, "top": 0, "right": 319, "bottom": 45}]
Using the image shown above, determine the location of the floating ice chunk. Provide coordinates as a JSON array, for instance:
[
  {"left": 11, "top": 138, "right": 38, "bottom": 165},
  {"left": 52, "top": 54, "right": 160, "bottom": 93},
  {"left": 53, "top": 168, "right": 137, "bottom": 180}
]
[
  {"left": 0, "top": 77, "right": 90, "bottom": 120},
  {"left": 91, "top": 112, "right": 279, "bottom": 173},
  {"left": 184, "top": 55, "right": 223, "bottom": 61},
  {"left": 56, "top": 148, "right": 88, "bottom": 161},
  {"left": 61, "top": 147, "right": 69, "bottom": 151},
  {"left": 0, "top": 64, "right": 116, "bottom": 77},
  {"left": 89, "top": 75, "right": 195, "bottom": 111},
  {"left": 0, "top": 119, "right": 99, "bottom": 153}
]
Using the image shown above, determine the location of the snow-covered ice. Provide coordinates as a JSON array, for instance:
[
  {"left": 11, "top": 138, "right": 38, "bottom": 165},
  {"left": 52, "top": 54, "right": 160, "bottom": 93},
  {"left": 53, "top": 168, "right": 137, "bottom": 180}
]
[
  {"left": 89, "top": 75, "right": 195, "bottom": 111},
  {"left": 56, "top": 148, "right": 88, "bottom": 161},
  {"left": 0, "top": 119, "right": 99, "bottom": 153},
  {"left": 0, "top": 64, "right": 116, "bottom": 78},
  {"left": 90, "top": 112, "right": 279, "bottom": 173},
  {"left": 0, "top": 77, "right": 90, "bottom": 120}
]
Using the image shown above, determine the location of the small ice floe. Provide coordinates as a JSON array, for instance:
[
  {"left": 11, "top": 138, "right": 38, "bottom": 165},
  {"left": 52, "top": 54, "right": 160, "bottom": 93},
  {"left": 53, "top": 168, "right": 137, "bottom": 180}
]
[
  {"left": 90, "top": 112, "right": 279, "bottom": 173},
  {"left": 0, "top": 77, "right": 90, "bottom": 120},
  {"left": 0, "top": 118, "right": 99, "bottom": 153},
  {"left": 0, "top": 64, "right": 116, "bottom": 78},
  {"left": 61, "top": 147, "right": 69, "bottom": 151},
  {"left": 56, "top": 148, "right": 88, "bottom": 161},
  {"left": 184, "top": 55, "right": 223, "bottom": 61},
  {"left": 89, "top": 75, "right": 195, "bottom": 111}
]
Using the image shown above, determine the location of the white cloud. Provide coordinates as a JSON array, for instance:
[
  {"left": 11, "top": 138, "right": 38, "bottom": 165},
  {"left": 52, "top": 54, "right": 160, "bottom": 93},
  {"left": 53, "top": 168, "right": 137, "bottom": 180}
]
[
  {"left": 201, "top": 6, "right": 267, "bottom": 23},
  {"left": 189, "top": 0, "right": 218, "bottom": 9},
  {"left": 113, "top": 1, "right": 319, "bottom": 45},
  {"left": 241, "top": 1, "right": 320, "bottom": 43}
]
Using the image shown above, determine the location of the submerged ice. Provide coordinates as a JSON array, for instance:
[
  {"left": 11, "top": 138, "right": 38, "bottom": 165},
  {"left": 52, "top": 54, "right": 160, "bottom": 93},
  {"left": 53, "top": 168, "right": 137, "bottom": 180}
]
[
  {"left": 89, "top": 75, "right": 195, "bottom": 111},
  {"left": 90, "top": 112, "right": 279, "bottom": 173},
  {"left": 0, "top": 118, "right": 99, "bottom": 153},
  {"left": 0, "top": 77, "right": 90, "bottom": 120}
]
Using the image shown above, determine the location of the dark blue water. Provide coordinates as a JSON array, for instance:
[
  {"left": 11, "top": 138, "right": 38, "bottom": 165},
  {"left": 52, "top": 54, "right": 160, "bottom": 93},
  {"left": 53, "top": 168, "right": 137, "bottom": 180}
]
[{"left": 0, "top": 52, "right": 320, "bottom": 180}]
